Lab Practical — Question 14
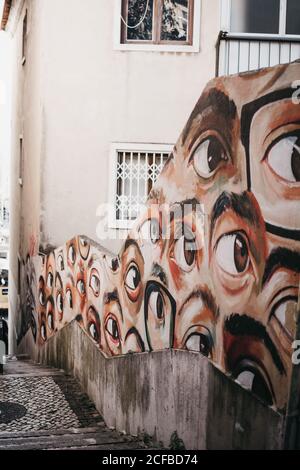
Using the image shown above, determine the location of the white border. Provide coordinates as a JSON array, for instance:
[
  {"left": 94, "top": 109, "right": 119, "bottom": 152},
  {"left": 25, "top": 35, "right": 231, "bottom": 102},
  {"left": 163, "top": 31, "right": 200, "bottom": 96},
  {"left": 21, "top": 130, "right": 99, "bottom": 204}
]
[
  {"left": 108, "top": 142, "right": 173, "bottom": 230},
  {"left": 113, "top": 0, "right": 201, "bottom": 53}
]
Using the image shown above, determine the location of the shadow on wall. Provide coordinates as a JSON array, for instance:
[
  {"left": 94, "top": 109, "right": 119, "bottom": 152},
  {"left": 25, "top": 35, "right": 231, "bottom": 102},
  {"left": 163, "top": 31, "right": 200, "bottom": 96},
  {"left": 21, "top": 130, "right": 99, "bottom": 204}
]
[{"left": 19, "top": 61, "right": 300, "bottom": 415}]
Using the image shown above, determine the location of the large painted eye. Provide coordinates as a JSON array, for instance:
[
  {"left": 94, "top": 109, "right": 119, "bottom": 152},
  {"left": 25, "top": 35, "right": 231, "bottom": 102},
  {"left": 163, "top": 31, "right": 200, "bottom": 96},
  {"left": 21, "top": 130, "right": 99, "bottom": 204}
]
[
  {"left": 192, "top": 136, "right": 229, "bottom": 179},
  {"left": 66, "top": 289, "right": 73, "bottom": 309},
  {"left": 46, "top": 271, "right": 54, "bottom": 289},
  {"left": 235, "top": 367, "right": 272, "bottom": 406},
  {"left": 185, "top": 331, "right": 212, "bottom": 357},
  {"left": 125, "top": 264, "right": 141, "bottom": 302},
  {"left": 174, "top": 235, "right": 196, "bottom": 272},
  {"left": 105, "top": 316, "right": 120, "bottom": 344},
  {"left": 267, "top": 133, "right": 300, "bottom": 183},
  {"left": 56, "top": 292, "right": 64, "bottom": 318},
  {"left": 68, "top": 245, "right": 76, "bottom": 265},
  {"left": 149, "top": 290, "right": 165, "bottom": 323},
  {"left": 215, "top": 232, "right": 249, "bottom": 275},
  {"left": 77, "top": 279, "right": 85, "bottom": 297}
]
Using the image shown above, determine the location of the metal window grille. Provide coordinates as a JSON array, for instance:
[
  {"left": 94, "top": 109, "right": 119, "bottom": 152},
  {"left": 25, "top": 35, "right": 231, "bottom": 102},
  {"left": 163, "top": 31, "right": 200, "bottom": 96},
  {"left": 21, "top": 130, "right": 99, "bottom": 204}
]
[{"left": 115, "top": 150, "right": 169, "bottom": 223}]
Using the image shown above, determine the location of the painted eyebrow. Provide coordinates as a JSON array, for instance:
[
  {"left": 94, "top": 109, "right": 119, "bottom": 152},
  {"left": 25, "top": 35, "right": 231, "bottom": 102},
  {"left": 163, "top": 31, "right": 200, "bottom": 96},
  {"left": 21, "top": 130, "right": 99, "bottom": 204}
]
[
  {"left": 121, "top": 238, "right": 143, "bottom": 261},
  {"left": 103, "top": 289, "right": 123, "bottom": 321},
  {"left": 150, "top": 263, "right": 168, "bottom": 288},
  {"left": 178, "top": 286, "right": 219, "bottom": 319},
  {"left": 240, "top": 87, "right": 295, "bottom": 191},
  {"left": 181, "top": 88, "right": 237, "bottom": 145},
  {"left": 224, "top": 313, "right": 285, "bottom": 375},
  {"left": 124, "top": 327, "right": 145, "bottom": 353},
  {"left": 210, "top": 191, "right": 259, "bottom": 237},
  {"left": 262, "top": 247, "right": 300, "bottom": 287}
]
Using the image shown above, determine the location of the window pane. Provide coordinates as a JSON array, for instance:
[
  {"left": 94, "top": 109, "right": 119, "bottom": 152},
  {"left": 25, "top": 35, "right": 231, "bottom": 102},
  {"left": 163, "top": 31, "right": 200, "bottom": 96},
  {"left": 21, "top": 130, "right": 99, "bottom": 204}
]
[
  {"left": 126, "top": 0, "right": 153, "bottom": 41},
  {"left": 230, "top": 0, "right": 280, "bottom": 34},
  {"left": 286, "top": 0, "right": 300, "bottom": 35},
  {"left": 161, "top": 0, "right": 189, "bottom": 42}
]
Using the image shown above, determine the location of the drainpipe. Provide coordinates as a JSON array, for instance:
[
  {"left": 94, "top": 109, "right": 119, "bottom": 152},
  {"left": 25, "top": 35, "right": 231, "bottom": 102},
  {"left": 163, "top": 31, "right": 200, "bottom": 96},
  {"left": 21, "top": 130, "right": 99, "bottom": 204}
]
[
  {"left": 215, "top": 31, "right": 227, "bottom": 77},
  {"left": 283, "top": 282, "right": 300, "bottom": 449}
]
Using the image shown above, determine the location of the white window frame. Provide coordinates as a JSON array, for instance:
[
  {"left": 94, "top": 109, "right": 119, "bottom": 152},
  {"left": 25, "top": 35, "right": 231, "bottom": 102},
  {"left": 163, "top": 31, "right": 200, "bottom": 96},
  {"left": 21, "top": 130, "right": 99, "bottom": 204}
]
[
  {"left": 113, "top": 0, "right": 201, "bottom": 52},
  {"left": 108, "top": 142, "right": 173, "bottom": 229},
  {"left": 221, "top": 0, "right": 300, "bottom": 39}
]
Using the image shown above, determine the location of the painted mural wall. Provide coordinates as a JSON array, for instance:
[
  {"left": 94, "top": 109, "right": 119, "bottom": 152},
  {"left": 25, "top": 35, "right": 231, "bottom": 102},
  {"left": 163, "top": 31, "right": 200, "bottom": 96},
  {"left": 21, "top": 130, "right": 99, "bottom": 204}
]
[{"left": 19, "top": 62, "right": 300, "bottom": 412}]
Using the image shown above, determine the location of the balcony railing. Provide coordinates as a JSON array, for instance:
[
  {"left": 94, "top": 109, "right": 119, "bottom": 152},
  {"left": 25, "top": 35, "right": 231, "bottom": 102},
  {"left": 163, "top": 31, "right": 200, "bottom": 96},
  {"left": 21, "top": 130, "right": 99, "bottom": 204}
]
[{"left": 216, "top": 31, "right": 300, "bottom": 77}]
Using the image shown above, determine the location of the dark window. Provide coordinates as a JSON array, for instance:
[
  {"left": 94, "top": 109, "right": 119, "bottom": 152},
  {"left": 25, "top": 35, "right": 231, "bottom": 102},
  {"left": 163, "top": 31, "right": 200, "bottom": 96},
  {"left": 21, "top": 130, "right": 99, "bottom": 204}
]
[
  {"left": 121, "top": 0, "right": 194, "bottom": 45},
  {"left": 230, "top": 0, "right": 280, "bottom": 34},
  {"left": 286, "top": 0, "right": 300, "bottom": 35}
]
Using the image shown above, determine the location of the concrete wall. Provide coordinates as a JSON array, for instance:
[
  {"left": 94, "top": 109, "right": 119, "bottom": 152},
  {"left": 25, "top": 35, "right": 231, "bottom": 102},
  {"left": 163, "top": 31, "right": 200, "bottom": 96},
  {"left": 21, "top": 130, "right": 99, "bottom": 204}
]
[{"left": 19, "top": 320, "right": 285, "bottom": 450}]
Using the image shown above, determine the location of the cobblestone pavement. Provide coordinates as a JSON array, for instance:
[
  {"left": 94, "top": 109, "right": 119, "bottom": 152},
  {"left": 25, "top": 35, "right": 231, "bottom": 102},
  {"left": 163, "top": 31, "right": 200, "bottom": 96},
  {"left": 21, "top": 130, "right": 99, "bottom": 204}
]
[{"left": 0, "top": 358, "right": 147, "bottom": 450}]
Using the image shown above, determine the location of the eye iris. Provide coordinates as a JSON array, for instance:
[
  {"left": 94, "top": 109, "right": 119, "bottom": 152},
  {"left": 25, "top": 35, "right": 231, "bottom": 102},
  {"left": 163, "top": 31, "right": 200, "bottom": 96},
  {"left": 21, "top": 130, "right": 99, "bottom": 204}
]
[
  {"left": 199, "top": 334, "right": 210, "bottom": 357},
  {"left": 207, "top": 137, "right": 227, "bottom": 172},
  {"left": 184, "top": 238, "right": 195, "bottom": 266},
  {"left": 234, "top": 234, "right": 248, "bottom": 273},
  {"left": 291, "top": 137, "right": 300, "bottom": 181},
  {"left": 89, "top": 323, "right": 99, "bottom": 341}
]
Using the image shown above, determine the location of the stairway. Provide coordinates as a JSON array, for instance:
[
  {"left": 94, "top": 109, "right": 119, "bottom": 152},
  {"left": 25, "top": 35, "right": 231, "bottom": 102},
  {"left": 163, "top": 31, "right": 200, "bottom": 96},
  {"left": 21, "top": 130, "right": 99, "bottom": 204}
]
[{"left": 0, "top": 358, "right": 147, "bottom": 450}]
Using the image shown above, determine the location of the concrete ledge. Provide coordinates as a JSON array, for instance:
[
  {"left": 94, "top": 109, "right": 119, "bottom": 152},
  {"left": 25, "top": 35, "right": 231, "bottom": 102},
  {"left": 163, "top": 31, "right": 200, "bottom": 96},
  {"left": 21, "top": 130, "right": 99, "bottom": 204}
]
[{"left": 19, "top": 321, "right": 285, "bottom": 449}]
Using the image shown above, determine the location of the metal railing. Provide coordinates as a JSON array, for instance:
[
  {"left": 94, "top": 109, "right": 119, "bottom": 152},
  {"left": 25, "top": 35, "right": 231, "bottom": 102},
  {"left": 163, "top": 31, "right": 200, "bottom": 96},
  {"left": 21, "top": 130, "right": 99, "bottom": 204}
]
[{"left": 216, "top": 31, "right": 300, "bottom": 77}]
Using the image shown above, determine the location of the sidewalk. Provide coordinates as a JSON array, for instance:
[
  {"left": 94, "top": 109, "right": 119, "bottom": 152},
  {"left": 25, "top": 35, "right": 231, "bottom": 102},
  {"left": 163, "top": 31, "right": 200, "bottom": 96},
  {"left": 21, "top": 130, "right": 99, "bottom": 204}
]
[{"left": 0, "top": 358, "right": 147, "bottom": 450}]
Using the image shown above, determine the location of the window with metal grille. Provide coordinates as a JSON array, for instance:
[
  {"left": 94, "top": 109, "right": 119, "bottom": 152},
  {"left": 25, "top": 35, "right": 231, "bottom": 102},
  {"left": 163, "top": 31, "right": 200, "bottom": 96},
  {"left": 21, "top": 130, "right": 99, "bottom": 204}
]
[{"left": 109, "top": 143, "right": 172, "bottom": 228}]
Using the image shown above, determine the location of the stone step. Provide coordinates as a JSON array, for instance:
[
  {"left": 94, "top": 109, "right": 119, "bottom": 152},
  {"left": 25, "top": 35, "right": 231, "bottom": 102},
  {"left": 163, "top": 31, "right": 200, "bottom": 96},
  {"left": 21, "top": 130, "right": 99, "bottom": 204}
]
[{"left": 0, "top": 426, "right": 141, "bottom": 450}]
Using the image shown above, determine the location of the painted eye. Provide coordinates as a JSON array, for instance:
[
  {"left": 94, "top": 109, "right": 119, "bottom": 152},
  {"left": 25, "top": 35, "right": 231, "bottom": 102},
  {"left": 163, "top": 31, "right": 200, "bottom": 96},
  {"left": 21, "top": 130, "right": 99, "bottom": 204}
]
[
  {"left": 47, "top": 313, "right": 54, "bottom": 331},
  {"left": 89, "top": 271, "right": 100, "bottom": 296},
  {"left": 66, "top": 289, "right": 73, "bottom": 309},
  {"left": 185, "top": 331, "right": 212, "bottom": 357},
  {"left": 174, "top": 235, "right": 196, "bottom": 272},
  {"left": 89, "top": 322, "right": 99, "bottom": 342},
  {"left": 272, "top": 296, "right": 298, "bottom": 338},
  {"left": 215, "top": 232, "right": 249, "bottom": 275},
  {"left": 124, "top": 264, "right": 141, "bottom": 301},
  {"left": 79, "top": 237, "right": 90, "bottom": 260},
  {"left": 56, "top": 292, "right": 64, "bottom": 317},
  {"left": 235, "top": 368, "right": 272, "bottom": 406},
  {"left": 68, "top": 245, "right": 76, "bottom": 265},
  {"left": 267, "top": 133, "right": 300, "bottom": 183},
  {"left": 41, "top": 323, "right": 47, "bottom": 341},
  {"left": 57, "top": 254, "right": 64, "bottom": 271},
  {"left": 39, "top": 289, "right": 45, "bottom": 306},
  {"left": 192, "top": 136, "right": 229, "bottom": 179},
  {"left": 47, "top": 271, "right": 53, "bottom": 289},
  {"left": 149, "top": 291, "right": 165, "bottom": 322},
  {"left": 105, "top": 317, "right": 120, "bottom": 343},
  {"left": 77, "top": 279, "right": 85, "bottom": 296}
]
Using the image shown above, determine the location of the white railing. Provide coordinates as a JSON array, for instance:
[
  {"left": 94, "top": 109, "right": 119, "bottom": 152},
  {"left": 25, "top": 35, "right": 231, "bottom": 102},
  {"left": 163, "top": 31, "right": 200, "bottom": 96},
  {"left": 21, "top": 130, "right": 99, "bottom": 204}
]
[{"left": 216, "top": 31, "right": 300, "bottom": 76}]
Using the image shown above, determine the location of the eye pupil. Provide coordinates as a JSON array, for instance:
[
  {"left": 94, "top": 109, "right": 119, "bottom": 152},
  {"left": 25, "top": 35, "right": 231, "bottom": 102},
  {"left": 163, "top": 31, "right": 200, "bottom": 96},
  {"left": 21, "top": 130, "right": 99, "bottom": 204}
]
[
  {"left": 234, "top": 234, "right": 248, "bottom": 273},
  {"left": 156, "top": 293, "right": 164, "bottom": 320},
  {"left": 112, "top": 320, "right": 118, "bottom": 339}
]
